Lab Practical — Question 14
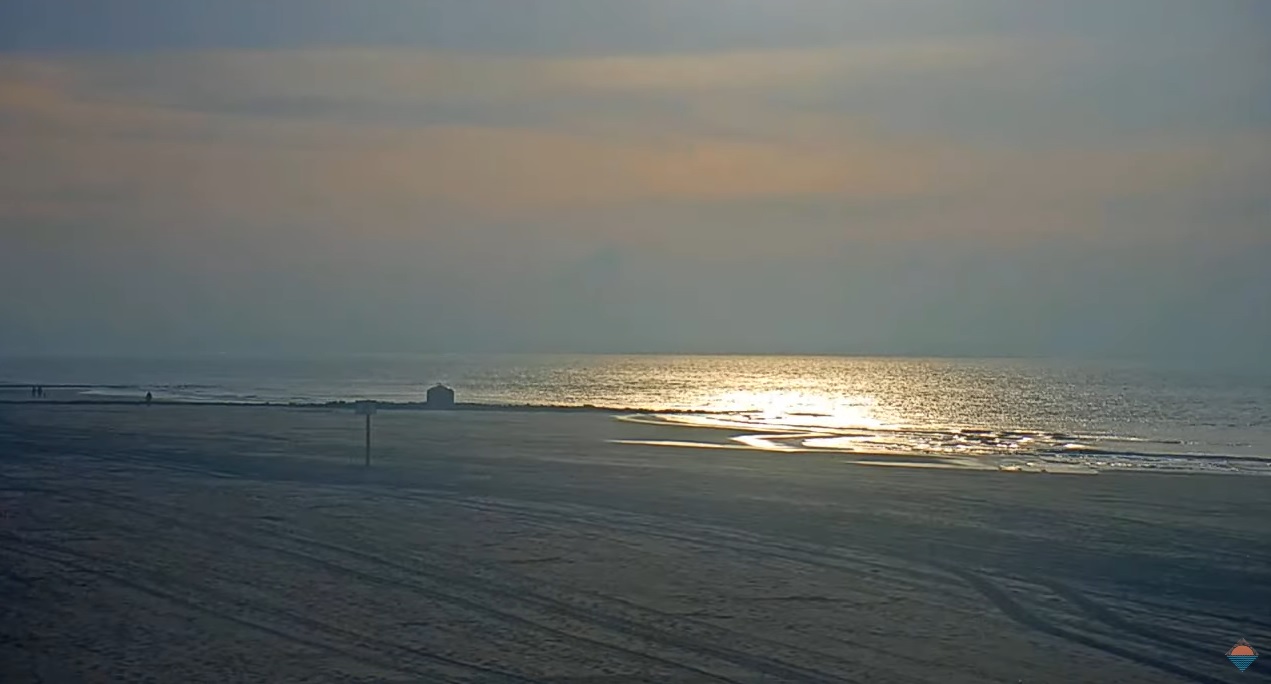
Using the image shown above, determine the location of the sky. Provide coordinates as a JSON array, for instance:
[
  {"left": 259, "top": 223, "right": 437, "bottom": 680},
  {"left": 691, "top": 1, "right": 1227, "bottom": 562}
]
[{"left": 1, "top": 1, "right": 1268, "bottom": 362}]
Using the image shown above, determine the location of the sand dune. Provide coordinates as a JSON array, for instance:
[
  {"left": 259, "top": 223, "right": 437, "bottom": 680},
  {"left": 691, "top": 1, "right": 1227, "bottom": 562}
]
[{"left": 1, "top": 405, "right": 1267, "bottom": 682}]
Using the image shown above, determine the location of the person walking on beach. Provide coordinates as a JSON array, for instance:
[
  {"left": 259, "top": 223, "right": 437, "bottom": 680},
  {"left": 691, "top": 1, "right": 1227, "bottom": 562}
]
[
  {"left": 30, "top": 386, "right": 36, "bottom": 398},
  {"left": 145, "top": 392, "right": 153, "bottom": 405}
]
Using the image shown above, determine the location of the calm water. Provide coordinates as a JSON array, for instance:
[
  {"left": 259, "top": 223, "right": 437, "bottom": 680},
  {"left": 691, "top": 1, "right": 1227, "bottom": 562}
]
[{"left": 4, "top": 355, "right": 1270, "bottom": 474}]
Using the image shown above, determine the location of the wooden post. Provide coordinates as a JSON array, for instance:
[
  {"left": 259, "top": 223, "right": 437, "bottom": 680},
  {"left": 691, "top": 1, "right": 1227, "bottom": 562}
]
[{"left": 355, "top": 401, "right": 377, "bottom": 466}]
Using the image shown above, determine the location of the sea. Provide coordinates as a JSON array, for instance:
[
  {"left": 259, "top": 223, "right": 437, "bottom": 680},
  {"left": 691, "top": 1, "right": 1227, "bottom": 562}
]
[{"left": 3, "top": 354, "right": 1269, "bottom": 475}]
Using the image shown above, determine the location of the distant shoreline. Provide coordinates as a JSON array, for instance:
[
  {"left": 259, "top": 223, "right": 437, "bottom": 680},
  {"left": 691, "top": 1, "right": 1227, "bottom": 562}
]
[{"left": 0, "top": 398, "right": 711, "bottom": 414}]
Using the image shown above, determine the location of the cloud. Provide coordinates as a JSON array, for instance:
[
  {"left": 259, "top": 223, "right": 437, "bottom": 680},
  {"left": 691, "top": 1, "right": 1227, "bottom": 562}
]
[
  {"left": 1, "top": 42, "right": 1267, "bottom": 241},
  {"left": 30, "top": 38, "right": 1017, "bottom": 127},
  {"left": 1, "top": 3, "right": 1268, "bottom": 358}
]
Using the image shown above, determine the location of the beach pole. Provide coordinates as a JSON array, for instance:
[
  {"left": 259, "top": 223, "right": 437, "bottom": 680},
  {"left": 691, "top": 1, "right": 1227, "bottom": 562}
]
[{"left": 355, "top": 401, "right": 377, "bottom": 466}]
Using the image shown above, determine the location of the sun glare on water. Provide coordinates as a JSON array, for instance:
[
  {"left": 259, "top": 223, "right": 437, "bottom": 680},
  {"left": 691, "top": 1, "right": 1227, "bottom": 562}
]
[{"left": 702, "top": 389, "right": 894, "bottom": 431}]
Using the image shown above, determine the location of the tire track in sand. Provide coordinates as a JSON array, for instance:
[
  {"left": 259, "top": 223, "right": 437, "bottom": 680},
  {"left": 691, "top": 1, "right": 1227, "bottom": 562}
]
[
  {"left": 1039, "top": 580, "right": 1215, "bottom": 658},
  {"left": 413, "top": 490, "right": 1242, "bottom": 684},
  {"left": 48, "top": 487, "right": 791, "bottom": 684},
  {"left": 943, "top": 566, "right": 1232, "bottom": 684},
  {"left": 0, "top": 538, "right": 472, "bottom": 683}
]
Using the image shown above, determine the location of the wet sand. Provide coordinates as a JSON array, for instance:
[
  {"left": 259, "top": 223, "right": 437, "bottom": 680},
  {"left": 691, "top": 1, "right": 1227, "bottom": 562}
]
[{"left": 1, "top": 404, "right": 1267, "bottom": 683}]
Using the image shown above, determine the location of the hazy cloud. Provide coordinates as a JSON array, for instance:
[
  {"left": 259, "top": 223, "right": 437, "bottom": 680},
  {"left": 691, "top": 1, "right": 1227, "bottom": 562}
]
[{"left": 0, "top": 2, "right": 1267, "bottom": 360}]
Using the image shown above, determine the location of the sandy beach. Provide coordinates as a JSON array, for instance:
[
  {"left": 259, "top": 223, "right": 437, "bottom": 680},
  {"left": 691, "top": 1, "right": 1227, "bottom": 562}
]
[{"left": 1, "top": 403, "right": 1267, "bottom": 683}]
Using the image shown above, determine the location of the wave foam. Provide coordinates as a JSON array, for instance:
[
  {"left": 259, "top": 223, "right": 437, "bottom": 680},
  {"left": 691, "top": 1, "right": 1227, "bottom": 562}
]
[{"left": 615, "top": 412, "right": 1271, "bottom": 475}]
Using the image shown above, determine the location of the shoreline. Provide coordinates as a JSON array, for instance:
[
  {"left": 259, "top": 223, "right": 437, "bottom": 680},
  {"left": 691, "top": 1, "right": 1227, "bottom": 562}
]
[
  {"left": 3, "top": 400, "right": 1267, "bottom": 477},
  {"left": 0, "top": 398, "right": 669, "bottom": 413}
]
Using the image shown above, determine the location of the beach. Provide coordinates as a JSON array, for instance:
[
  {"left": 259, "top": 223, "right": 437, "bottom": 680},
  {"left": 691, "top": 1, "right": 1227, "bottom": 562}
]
[{"left": 1, "top": 403, "right": 1267, "bottom": 683}]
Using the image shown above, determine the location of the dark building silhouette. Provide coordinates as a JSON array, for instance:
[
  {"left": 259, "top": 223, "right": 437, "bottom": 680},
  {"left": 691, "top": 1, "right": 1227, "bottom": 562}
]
[{"left": 426, "top": 383, "right": 455, "bottom": 408}]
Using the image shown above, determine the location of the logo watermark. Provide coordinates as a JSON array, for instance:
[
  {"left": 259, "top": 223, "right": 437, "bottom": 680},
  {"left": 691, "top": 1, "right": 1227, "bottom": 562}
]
[{"left": 1227, "top": 639, "right": 1257, "bottom": 672}]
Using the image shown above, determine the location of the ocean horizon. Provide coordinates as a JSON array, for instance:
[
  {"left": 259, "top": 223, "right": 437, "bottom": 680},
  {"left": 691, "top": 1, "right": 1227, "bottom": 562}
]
[{"left": 5, "top": 353, "right": 1268, "bottom": 475}]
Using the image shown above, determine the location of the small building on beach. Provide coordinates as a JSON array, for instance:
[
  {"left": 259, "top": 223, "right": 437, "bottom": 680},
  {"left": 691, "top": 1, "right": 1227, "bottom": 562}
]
[{"left": 426, "top": 383, "right": 456, "bottom": 408}]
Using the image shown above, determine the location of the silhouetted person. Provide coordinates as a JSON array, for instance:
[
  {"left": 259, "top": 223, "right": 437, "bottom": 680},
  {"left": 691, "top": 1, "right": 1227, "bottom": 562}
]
[
  {"left": 145, "top": 392, "right": 153, "bottom": 405},
  {"left": 30, "top": 386, "right": 36, "bottom": 398},
  {"left": 36, "top": 386, "right": 44, "bottom": 398}
]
